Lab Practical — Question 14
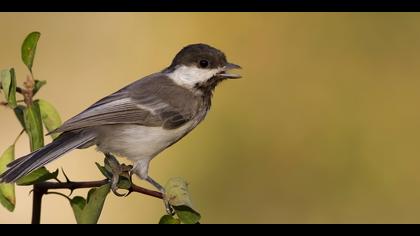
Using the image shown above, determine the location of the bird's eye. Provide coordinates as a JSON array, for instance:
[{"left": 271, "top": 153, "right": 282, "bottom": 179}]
[{"left": 199, "top": 60, "right": 209, "bottom": 68}]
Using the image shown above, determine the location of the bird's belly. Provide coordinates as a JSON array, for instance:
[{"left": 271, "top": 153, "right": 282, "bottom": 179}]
[{"left": 95, "top": 123, "right": 193, "bottom": 161}]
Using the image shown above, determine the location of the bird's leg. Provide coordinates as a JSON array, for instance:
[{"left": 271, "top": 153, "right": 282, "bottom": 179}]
[
  {"left": 145, "top": 176, "right": 165, "bottom": 193},
  {"left": 146, "top": 176, "right": 174, "bottom": 214},
  {"left": 104, "top": 153, "right": 125, "bottom": 197},
  {"left": 132, "top": 159, "right": 174, "bottom": 214}
]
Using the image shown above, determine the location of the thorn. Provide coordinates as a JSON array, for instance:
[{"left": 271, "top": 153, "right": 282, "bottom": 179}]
[
  {"left": 61, "top": 168, "right": 71, "bottom": 183},
  {"left": 61, "top": 168, "right": 74, "bottom": 196}
]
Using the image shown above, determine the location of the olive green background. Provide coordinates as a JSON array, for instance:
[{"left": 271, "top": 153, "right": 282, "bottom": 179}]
[{"left": 1, "top": 13, "right": 420, "bottom": 223}]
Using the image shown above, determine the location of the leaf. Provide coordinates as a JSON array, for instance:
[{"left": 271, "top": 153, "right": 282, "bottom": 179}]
[
  {"left": 117, "top": 176, "right": 131, "bottom": 190},
  {"left": 0, "top": 70, "right": 10, "bottom": 98},
  {"left": 70, "top": 184, "right": 111, "bottom": 224},
  {"left": 14, "top": 105, "right": 26, "bottom": 132},
  {"left": 164, "top": 177, "right": 193, "bottom": 208},
  {"left": 0, "top": 68, "right": 17, "bottom": 109},
  {"left": 16, "top": 167, "right": 58, "bottom": 186},
  {"left": 21, "top": 32, "right": 41, "bottom": 72},
  {"left": 159, "top": 215, "right": 181, "bottom": 224},
  {"left": 0, "top": 145, "right": 15, "bottom": 212},
  {"left": 173, "top": 205, "right": 201, "bottom": 224},
  {"left": 164, "top": 177, "right": 201, "bottom": 224},
  {"left": 33, "top": 80, "right": 46, "bottom": 96},
  {"left": 37, "top": 99, "right": 62, "bottom": 139},
  {"left": 70, "top": 196, "right": 86, "bottom": 223},
  {"left": 95, "top": 163, "right": 112, "bottom": 179},
  {"left": 24, "top": 102, "right": 44, "bottom": 151}
]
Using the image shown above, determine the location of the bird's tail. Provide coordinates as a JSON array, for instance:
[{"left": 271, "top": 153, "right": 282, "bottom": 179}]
[{"left": 0, "top": 131, "right": 95, "bottom": 183}]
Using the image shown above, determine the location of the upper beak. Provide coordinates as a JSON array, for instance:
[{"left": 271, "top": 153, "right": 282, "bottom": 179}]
[{"left": 217, "top": 63, "right": 242, "bottom": 79}]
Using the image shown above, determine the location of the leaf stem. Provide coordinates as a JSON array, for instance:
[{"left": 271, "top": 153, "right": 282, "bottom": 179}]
[{"left": 13, "top": 129, "right": 25, "bottom": 145}]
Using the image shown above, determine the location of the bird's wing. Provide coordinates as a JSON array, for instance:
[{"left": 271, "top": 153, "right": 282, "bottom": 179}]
[{"left": 50, "top": 73, "right": 199, "bottom": 134}]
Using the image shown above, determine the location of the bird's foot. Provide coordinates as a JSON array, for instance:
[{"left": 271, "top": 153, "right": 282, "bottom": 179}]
[
  {"left": 104, "top": 153, "right": 132, "bottom": 197},
  {"left": 145, "top": 176, "right": 174, "bottom": 214}
]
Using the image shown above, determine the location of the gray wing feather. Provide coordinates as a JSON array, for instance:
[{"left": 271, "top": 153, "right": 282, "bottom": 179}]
[{"left": 51, "top": 73, "right": 199, "bottom": 134}]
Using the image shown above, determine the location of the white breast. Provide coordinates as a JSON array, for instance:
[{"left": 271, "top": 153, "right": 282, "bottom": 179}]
[{"left": 95, "top": 122, "right": 194, "bottom": 161}]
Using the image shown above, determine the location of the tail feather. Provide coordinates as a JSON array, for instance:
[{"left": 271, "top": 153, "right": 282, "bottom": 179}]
[{"left": 0, "top": 131, "right": 95, "bottom": 183}]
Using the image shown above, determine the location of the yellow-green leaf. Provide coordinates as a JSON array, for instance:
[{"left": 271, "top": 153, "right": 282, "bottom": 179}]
[
  {"left": 70, "top": 184, "right": 110, "bottom": 224},
  {"left": 164, "top": 177, "right": 193, "bottom": 208},
  {"left": 0, "top": 145, "right": 15, "bottom": 212},
  {"left": 24, "top": 103, "right": 44, "bottom": 151},
  {"left": 0, "top": 68, "right": 17, "bottom": 109},
  {"left": 164, "top": 177, "right": 201, "bottom": 224},
  {"left": 21, "top": 32, "right": 41, "bottom": 72},
  {"left": 37, "top": 99, "right": 62, "bottom": 139}
]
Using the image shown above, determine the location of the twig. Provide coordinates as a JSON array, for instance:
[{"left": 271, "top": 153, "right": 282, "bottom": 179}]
[
  {"left": 31, "top": 179, "right": 163, "bottom": 224},
  {"left": 0, "top": 84, "right": 24, "bottom": 94},
  {"left": 31, "top": 184, "right": 43, "bottom": 224}
]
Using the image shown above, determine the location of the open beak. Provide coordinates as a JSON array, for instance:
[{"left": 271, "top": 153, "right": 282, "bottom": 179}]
[{"left": 217, "top": 63, "right": 242, "bottom": 79}]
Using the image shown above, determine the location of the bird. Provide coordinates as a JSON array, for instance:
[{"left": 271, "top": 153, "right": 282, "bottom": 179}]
[{"left": 0, "top": 43, "right": 241, "bottom": 195}]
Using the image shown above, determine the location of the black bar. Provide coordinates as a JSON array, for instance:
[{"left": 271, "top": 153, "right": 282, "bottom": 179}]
[{"left": 2, "top": 0, "right": 420, "bottom": 12}]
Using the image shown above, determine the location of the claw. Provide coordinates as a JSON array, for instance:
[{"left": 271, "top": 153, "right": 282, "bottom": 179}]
[
  {"left": 144, "top": 176, "right": 174, "bottom": 215},
  {"left": 164, "top": 199, "right": 175, "bottom": 215},
  {"left": 105, "top": 153, "right": 127, "bottom": 197},
  {"left": 110, "top": 174, "right": 126, "bottom": 197}
]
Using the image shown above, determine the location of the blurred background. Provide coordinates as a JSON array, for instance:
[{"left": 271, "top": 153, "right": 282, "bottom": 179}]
[{"left": 0, "top": 13, "right": 420, "bottom": 223}]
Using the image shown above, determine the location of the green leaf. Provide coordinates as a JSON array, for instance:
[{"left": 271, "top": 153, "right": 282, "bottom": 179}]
[
  {"left": 24, "top": 102, "right": 44, "bottom": 151},
  {"left": 0, "top": 145, "right": 16, "bottom": 212},
  {"left": 70, "top": 184, "right": 111, "bottom": 224},
  {"left": 14, "top": 105, "right": 26, "bottom": 132},
  {"left": 117, "top": 176, "right": 131, "bottom": 190},
  {"left": 173, "top": 205, "right": 201, "bottom": 224},
  {"left": 37, "top": 99, "right": 62, "bottom": 139},
  {"left": 0, "top": 68, "right": 17, "bottom": 109},
  {"left": 165, "top": 177, "right": 193, "bottom": 208},
  {"left": 16, "top": 167, "right": 58, "bottom": 186},
  {"left": 21, "top": 32, "right": 41, "bottom": 72},
  {"left": 159, "top": 215, "right": 181, "bottom": 224},
  {"left": 33, "top": 80, "right": 46, "bottom": 96},
  {"left": 70, "top": 196, "right": 86, "bottom": 223},
  {"left": 95, "top": 163, "right": 112, "bottom": 179}
]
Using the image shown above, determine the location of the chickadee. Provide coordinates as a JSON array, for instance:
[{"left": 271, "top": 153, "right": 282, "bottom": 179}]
[{"left": 0, "top": 43, "right": 241, "bottom": 194}]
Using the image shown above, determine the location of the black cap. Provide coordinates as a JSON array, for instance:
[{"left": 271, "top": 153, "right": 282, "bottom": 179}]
[{"left": 169, "top": 43, "right": 228, "bottom": 70}]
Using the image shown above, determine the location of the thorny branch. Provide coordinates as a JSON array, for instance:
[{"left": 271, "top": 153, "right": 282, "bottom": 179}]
[{"left": 31, "top": 179, "right": 163, "bottom": 224}]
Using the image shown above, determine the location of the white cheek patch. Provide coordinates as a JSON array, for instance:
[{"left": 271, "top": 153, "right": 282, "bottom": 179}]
[{"left": 166, "top": 65, "right": 219, "bottom": 89}]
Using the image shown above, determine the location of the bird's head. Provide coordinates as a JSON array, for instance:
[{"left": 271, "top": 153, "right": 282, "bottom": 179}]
[{"left": 164, "top": 44, "right": 241, "bottom": 92}]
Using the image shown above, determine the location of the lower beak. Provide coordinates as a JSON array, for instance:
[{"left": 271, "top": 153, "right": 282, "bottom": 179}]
[{"left": 217, "top": 63, "right": 242, "bottom": 79}]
